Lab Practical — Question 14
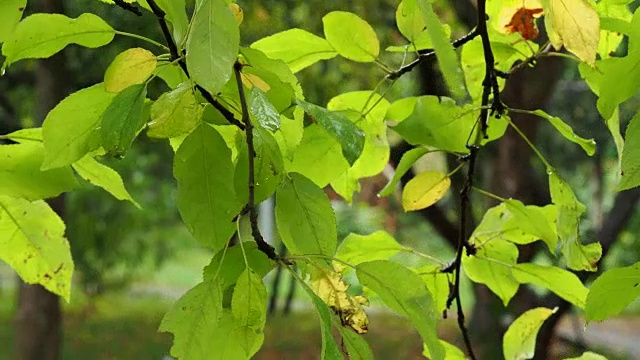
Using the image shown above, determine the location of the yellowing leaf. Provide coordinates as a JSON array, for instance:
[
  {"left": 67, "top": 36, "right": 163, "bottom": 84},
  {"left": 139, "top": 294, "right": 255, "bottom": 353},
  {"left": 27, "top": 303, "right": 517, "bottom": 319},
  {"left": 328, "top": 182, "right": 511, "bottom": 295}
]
[
  {"left": 544, "top": 0, "right": 600, "bottom": 65},
  {"left": 104, "top": 47, "right": 157, "bottom": 93},
  {"left": 308, "top": 266, "right": 369, "bottom": 334},
  {"left": 402, "top": 170, "right": 450, "bottom": 211},
  {"left": 503, "top": 307, "right": 557, "bottom": 360}
]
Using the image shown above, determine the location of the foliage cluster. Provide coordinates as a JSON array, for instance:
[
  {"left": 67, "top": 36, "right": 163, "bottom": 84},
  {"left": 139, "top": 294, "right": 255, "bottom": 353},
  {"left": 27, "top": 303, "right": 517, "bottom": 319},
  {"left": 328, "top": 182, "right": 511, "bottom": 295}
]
[{"left": 1, "top": 0, "right": 640, "bottom": 359}]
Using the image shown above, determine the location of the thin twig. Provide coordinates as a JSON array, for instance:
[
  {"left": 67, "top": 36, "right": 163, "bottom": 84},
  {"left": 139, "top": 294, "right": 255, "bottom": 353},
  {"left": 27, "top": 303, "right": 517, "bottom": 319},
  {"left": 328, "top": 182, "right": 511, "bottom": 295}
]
[
  {"left": 233, "top": 61, "right": 279, "bottom": 260},
  {"left": 145, "top": 0, "right": 245, "bottom": 130},
  {"left": 112, "top": 0, "right": 142, "bottom": 16},
  {"left": 387, "top": 28, "right": 480, "bottom": 80}
]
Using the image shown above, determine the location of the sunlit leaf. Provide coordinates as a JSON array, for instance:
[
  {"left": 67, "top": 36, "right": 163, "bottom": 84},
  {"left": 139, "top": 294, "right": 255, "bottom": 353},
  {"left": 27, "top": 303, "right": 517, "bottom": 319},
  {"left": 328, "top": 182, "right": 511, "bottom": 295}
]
[
  {"left": 505, "top": 199, "right": 558, "bottom": 252},
  {"left": 148, "top": 82, "right": 203, "bottom": 139},
  {"left": 71, "top": 154, "right": 139, "bottom": 208},
  {"left": 379, "top": 147, "right": 429, "bottom": 197},
  {"left": 423, "top": 340, "right": 467, "bottom": 360},
  {"left": 0, "top": 143, "right": 77, "bottom": 200},
  {"left": 512, "top": 263, "right": 588, "bottom": 309},
  {"left": 0, "top": 196, "right": 73, "bottom": 301},
  {"left": 543, "top": 0, "right": 600, "bottom": 65},
  {"left": 585, "top": 261, "right": 640, "bottom": 322},
  {"left": 563, "top": 352, "right": 607, "bottom": 360},
  {"left": 0, "top": 0, "right": 26, "bottom": 44},
  {"left": 231, "top": 269, "right": 267, "bottom": 331},
  {"left": 357, "top": 260, "right": 445, "bottom": 360},
  {"left": 186, "top": 0, "right": 239, "bottom": 96},
  {"left": 202, "top": 242, "right": 274, "bottom": 289},
  {"left": 336, "top": 231, "right": 403, "bottom": 267},
  {"left": 174, "top": 124, "right": 242, "bottom": 252},
  {"left": 275, "top": 173, "right": 337, "bottom": 257},
  {"left": 532, "top": 110, "right": 595, "bottom": 156},
  {"left": 463, "top": 239, "right": 520, "bottom": 306},
  {"left": 402, "top": 171, "right": 450, "bottom": 211},
  {"left": 4, "top": 127, "right": 42, "bottom": 143},
  {"left": 251, "top": 29, "right": 337, "bottom": 73},
  {"left": 323, "top": 11, "right": 379, "bottom": 62},
  {"left": 2, "top": 13, "right": 114, "bottom": 68},
  {"left": 338, "top": 326, "right": 373, "bottom": 360},
  {"left": 618, "top": 110, "right": 640, "bottom": 191},
  {"left": 249, "top": 87, "right": 280, "bottom": 131},
  {"left": 104, "top": 47, "right": 157, "bottom": 93},
  {"left": 503, "top": 307, "right": 557, "bottom": 360},
  {"left": 42, "top": 84, "right": 116, "bottom": 170}
]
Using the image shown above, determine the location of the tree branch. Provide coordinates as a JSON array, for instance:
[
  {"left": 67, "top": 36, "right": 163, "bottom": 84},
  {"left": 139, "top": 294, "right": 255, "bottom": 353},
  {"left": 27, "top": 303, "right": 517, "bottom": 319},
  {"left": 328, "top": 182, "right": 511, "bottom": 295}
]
[
  {"left": 233, "top": 61, "right": 279, "bottom": 260},
  {"left": 387, "top": 29, "right": 479, "bottom": 80},
  {"left": 145, "top": 0, "right": 245, "bottom": 130},
  {"left": 112, "top": 0, "right": 142, "bottom": 16}
]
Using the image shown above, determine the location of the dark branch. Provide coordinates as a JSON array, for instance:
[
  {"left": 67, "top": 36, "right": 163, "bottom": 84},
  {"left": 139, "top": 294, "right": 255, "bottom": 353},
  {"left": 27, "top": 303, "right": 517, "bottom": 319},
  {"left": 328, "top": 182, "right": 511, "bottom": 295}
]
[
  {"left": 145, "top": 0, "right": 245, "bottom": 130},
  {"left": 112, "top": 0, "right": 142, "bottom": 16},
  {"left": 387, "top": 29, "right": 479, "bottom": 80},
  {"left": 233, "top": 61, "right": 278, "bottom": 260}
]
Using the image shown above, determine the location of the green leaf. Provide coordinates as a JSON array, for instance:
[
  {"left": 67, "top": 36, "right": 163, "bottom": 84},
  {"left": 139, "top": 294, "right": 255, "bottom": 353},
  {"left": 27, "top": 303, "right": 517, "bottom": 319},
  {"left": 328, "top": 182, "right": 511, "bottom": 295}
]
[
  {"left": 402, "top": 171, "right": 450, "bottom": 211},
  {"left": 423, "top": 340, "right": 467, "bottom": 360},
  {"left": 336, "top": 231, "right": 403, "bottom": 266},
  {"left": 174, "top": 124, "right": 242, "bottom": 251},
  {"left": 327, "top": 91, "right": 390, "bottom": 202},
  {"left": 275, "top": 173, "right": 337, "bottom": 257},
  {"left": 202, "top": 242, "right": 274, "bottom": 289},
  {"left": 512, "top": 263, "right": 588, "bottom": 309},
  {"left": 357, "top": 260, "right": 445, "bottom": 360},
  {"left": 618, "top": 110, "right": 640, "bottom": 190},
  {"left": 322, "top": 11, "right": 379, "bottom": 62},
  {"left": 104, "top": 47, "right": 157, "bottom": 93},
  {"left": 156, "top": 63, "right": 189, "bottom": 89},
  {"left": 505, "top": 199, "right": 558, "bottom": 251},
  {"left": 42, "top": 84, "right": 116, "bottom": 170},
  {"left": 101, "top": 83, "right": 148, "bottom": 157},
  {"left": 299, "top": 281, "right": 344, "bottom": 360},
  {"left": 597, "top": 48, "right": 640, "bottom": 119},
  {"left": 392, "top": 96, "right": 506, "bottom": 153},
  {"left": 240, "top": 47, "right": 303, "bottom": 100},
  {"left": 563, "top": 352, "right": 608, "bottom": 360},
  {"left": 338, "top": 326, "right": 373, "bottom": 360},
  {"left": 231, "top": 269, "right": 267, "bottom": 330},
  {"left": 549, "top": 172, "right": 602, "bottom": 271},
  {"left": 379, "top": 147, "right": 429, "bottom": 197},
  {"left": 2, "top": 13, "right": 114, "bottom": 68},
  {"left": 250, "top": 29, "right": 337, "bottom": 73},
  {"left": 0, "top": 196, "right": 73, "bottom": 301},
  {"left": 0, "top": 143, "right": 77, "bottom": 200},
  {"left": 285, "top": 124, "right": 349, "bottom": 187},
  {"left": 159, "top": 277, "right": 224, "bottom": 360},
  {"left": 147, "top": 82, "right": 203, "bottom": 138},
  {"left": 503, "top": 307, "right": 557, "bottom": 360},
  {"left": 234, "top": 127, "right": 285, "bottom": 203},
  {"left": 470, "top": 203, "right": 539, "bottom": 246},
  {"left": 416, "top": 0, "right": 466, "bottom": 99},
  {"left": 532, "top": 110, "right": 596, "bottom": 156},
  {"left": 139, "top": 0, "right": 188, "bottom": 45},
  {"left": 186, "top": 0, "right": 239, "bottom": 96},
  {"left": 274, "top": 108, "right": 304, "bottom": 161},
  {"left": 462, "top": 239, "right": 520, "bottom": 306},
  {"left": 249, "top": 87, "right": 280, "bottom": 131},
  {"left": 416, "top": 266, "right": 449, "bottom": 315},
  {"left": 585, "top": 261, "right": 640, "bottom": 322},
  {"left": 297, "top": 100, "right": 365, "bottom": 165},
  {"left": 0, "top": 0, "right": 26, "bottom": 44},
  {"left": 71, "top": 154, "right": 139, "bottom": 208},
  {"left": 596, "top": 1, "right": 632, "bottom": 59},
  {"left": 4, "top": 127, "right": 42, "bottom": 143},
  {"left": 396, "top": 0, "right": 426, "bottom": 43}
]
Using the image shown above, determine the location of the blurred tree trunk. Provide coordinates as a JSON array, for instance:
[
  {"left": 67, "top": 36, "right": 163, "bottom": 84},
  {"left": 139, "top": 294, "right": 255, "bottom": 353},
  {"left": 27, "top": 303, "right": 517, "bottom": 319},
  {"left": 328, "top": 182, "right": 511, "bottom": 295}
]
[{"left": 13, "top": 0, "right": 69, "bottom": 359}]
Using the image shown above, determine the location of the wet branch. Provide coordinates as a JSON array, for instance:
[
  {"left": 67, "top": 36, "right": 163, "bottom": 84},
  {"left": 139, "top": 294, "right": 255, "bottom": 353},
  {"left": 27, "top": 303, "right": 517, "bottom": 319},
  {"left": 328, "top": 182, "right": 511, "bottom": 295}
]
[
  {"left": 445, "top": 2, "right": 505, "bottom": 359},
  {"left": 233, "top": 61, "right": 279, "bottom": 260},
  {"left": 145, "top": 0, "right": 245, "bottom": 130},
  {"left": 387, "top": 28, "right": 479, "bottom": 80}
]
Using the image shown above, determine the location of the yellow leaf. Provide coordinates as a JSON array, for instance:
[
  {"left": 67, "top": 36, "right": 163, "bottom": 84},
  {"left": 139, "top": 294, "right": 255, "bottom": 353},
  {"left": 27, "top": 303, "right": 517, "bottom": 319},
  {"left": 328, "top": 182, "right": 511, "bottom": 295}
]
[
  {"left": 104, "top": 48, "right": 157, "bottom": 93},
  {"left": 544, "top": 0, "right": 599, "bottom": 65},
  {"left": 240, "top": 72, "right": 271, "bottom": 92},
  {"left": 402, "top": 170, "right": 450, "bottom": 211},
  {"left": 308, "top": 266, "right": 369, "bottom": 334}
]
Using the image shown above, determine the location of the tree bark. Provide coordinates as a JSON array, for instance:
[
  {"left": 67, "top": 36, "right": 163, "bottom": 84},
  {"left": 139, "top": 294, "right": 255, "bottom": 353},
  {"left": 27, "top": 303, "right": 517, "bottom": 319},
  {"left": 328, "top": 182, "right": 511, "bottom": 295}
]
[{"left": 13, "top": 0, "right": 69, "bottom": 359}]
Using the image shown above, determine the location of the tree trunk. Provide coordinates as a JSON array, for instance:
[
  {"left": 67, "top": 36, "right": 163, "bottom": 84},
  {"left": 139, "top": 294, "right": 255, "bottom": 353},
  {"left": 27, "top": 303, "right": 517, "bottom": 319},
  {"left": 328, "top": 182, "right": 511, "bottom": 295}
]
[{"left": 13, "top": 1, "right": 69, "bottom": 359}]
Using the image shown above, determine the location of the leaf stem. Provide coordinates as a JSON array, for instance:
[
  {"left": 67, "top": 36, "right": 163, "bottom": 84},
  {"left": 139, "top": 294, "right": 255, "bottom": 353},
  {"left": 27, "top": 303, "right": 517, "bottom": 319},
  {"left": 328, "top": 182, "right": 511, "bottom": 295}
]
[
  {"left": 505, "top": 115, "right": 552, "bottom": 169},
  {"left": 472, "top": 186, "right": 506, "bottom": 202},
  {"left": 113, "top": 31, "right": 168, "bottom": 51}
]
